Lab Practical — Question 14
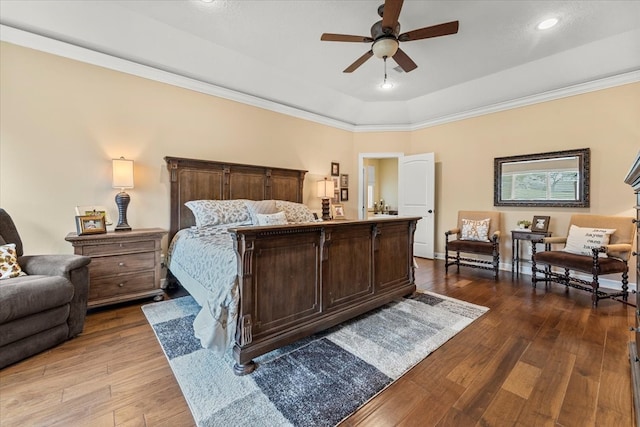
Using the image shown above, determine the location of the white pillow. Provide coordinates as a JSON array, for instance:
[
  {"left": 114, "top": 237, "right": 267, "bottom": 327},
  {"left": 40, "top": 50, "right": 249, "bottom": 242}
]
[
  {"left": 460, "top": 218, "right": 490, "bottom": 242},
  {"left": 244, "top": 200, "right": 278, "bottom": 225},
  {"left": 0, "top": 243, "right": 27, "bottom": 280},
  {"left": 563, "top": 225, "right": 616, "bottom": 257},
  {"left": 255, "top": 211, "right": 288, "bottom": 226}
]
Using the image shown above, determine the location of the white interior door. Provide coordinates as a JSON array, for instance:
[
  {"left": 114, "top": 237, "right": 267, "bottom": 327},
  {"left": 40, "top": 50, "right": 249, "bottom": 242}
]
[{"left": 399, "top": 153, "right": 435, "bottom": 259}]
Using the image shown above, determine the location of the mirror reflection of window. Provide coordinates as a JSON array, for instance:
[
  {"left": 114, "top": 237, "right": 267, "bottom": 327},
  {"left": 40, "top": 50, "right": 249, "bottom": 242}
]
[{"left": 501, "top": 156, "right": 580, "bottom": 201}]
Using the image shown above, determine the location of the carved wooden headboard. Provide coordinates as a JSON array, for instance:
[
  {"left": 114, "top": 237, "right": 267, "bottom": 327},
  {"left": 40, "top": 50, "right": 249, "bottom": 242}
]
[{"left": 165, "top": 156, "right": 307, "bottom": 240}]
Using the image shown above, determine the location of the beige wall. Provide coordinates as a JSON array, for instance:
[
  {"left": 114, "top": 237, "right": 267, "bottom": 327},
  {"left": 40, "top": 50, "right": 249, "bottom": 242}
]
[
  {"left": 0, "top": 42, "right": 354, "bottom": 255},
  {"left": 2, "top": 42, "right": 638, "bottom": 285},
  {"left": 409, "top": 84, "right": 639, "bottom": 262}
]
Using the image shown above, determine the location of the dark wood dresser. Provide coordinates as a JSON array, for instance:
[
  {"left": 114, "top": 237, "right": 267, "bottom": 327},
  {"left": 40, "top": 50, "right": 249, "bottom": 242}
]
[{"left": 625, "top": 151, "right": 640, "bottom": 427}]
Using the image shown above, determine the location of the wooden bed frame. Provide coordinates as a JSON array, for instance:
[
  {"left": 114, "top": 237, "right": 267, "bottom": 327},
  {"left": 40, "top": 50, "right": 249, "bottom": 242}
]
[{"left": 165, "top": 156, "right": 419, "bottom": 374}]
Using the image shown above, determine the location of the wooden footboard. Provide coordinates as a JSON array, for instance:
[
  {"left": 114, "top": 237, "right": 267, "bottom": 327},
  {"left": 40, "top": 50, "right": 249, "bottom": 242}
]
[{"left": 230, "top": 217, "right": 418, "bottom": 374}]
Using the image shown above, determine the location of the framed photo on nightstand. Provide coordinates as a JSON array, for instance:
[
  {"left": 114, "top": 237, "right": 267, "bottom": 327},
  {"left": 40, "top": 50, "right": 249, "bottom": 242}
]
[
  {"left": 332, "top": 204, "right": 345, "bottom": 219},
  {"left": 75, "top": 214, "right": 107, "bottom": 235}
]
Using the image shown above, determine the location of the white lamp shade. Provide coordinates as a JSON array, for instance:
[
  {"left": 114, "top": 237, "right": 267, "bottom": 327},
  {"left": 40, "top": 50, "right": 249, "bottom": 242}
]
[
  {"left": 372, "top": 37, "right": 399, "bottom": 58},
  {"left": 112, "top": 157, "right": 134, "bottom": 189},
  {"left": 317, "top": 179, "right": 335, "bottom": 198}
]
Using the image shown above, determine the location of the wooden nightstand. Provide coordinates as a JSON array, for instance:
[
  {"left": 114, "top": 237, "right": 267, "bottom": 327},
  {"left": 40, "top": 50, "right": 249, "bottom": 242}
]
[{"left": 65, "top": 228, "right": 167, "bottom": 308}]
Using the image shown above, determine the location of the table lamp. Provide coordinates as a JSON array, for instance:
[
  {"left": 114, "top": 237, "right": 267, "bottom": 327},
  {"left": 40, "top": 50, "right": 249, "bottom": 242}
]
[
  {"left": 112, "top": 157, "right": 134, "bottom": 231},
  {"left": 316, "top": 178, "right": 335, "bottom": 221}
]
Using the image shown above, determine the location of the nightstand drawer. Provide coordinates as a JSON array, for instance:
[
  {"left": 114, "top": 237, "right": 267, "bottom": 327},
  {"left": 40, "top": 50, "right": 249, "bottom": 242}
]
[
  {"left": 89, "top": 271, "right": 156, "bottom": 300},
  {"left": 82, "top": 240, "right": 157, "bottom": 256},
  {"left": 89, "top": 252, "right": 156, "bottom": 278}
]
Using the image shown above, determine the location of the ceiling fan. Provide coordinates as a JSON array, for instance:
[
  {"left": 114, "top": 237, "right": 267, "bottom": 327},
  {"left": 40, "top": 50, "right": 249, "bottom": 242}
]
[{"left": 320, "top": 0, "right": 459, "bottom": 73}]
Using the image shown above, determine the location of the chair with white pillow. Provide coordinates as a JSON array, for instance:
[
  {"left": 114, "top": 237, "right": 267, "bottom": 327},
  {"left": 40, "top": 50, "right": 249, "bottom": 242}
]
[
  {"left": 445, "top": 211, "right": 501, "bottom": 279},
  {"left": 531, "top": 214, "right": 635, "bottom": 307}
]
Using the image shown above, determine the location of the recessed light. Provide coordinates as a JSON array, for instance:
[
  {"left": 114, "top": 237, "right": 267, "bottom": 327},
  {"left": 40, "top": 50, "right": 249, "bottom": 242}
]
[{"left": 537, "top": 18, "right": 559, "bottom": 30}]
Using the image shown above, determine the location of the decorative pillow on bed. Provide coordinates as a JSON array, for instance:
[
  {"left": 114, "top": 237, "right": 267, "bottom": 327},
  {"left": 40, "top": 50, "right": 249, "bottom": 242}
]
[
  {"left": 275, "top": 200, "right": 315, "bottom": 223},
  {"left": 255, "top": 211, "right": 288, "bottom": 226},
  {"left": 460, "top": 218, "right": 491, "bottom": 241},
  {"left": 185, "top": 199, "right": 251, "bottom": 228},
  {"left": 0, "top": 243, "right": 27, "bottom": 280},
  {"left": 244, "top": 200, "right": 278, "bottom": 225},
  {"left": 563, "top": 225, "right": 616, "bottom": 257}
]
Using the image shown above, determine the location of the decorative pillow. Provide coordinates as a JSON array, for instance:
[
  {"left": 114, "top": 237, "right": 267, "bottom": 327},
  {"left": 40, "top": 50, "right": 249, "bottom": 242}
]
[
  {"left": 185, "top": 200, "right": 251, "bottom": 228},
  {"left": 244, "top": 200, "right": 278, "bottom": 225},
  {"left": 255, "top": 211, "right": 288, "bottom": 226},
  {"left": 0, "top": 243, "right": 27, "bottom": 280},
  {"left": 460, "top": 218, "right": 491, "bottom": 241},
  {"left": 563, "top": 225, "right": 616, "bottom": 257},
  {"left": 275, "top": 200, "right": 315, "bottom": 223}
]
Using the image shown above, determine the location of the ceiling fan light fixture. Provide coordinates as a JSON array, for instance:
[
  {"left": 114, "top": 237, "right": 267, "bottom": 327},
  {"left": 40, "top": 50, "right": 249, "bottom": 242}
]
[
  {"left": 372, "top": 37, "right": 399, "bottom": 58},
  {"left": 537, "top": 17, "right": 559, "bottom": 30},
  {"left": 380, "top": 80, "right": 394, "bottom": 90}
]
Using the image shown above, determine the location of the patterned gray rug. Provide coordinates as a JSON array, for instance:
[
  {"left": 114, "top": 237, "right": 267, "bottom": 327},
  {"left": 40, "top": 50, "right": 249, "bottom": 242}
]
[{"left": 142, "top": 291, "right": 488, "bottom": 427}]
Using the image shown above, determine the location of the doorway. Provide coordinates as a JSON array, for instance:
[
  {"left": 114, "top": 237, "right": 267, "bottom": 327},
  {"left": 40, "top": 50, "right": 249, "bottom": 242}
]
[{"left": 357, "top": 152, "right": 435, "bottom": 258}]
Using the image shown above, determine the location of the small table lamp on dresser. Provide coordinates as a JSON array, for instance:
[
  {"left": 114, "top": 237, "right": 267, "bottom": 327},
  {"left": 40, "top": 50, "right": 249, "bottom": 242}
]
[
  {"left": 317, "top": 177, "right": 335, "bottom": 221},
  {"left": 112, "top": 156, "right": 134, "bottom": 231},
  {"left": 624, "top": 150, "right": 640, "bottom": 427}
]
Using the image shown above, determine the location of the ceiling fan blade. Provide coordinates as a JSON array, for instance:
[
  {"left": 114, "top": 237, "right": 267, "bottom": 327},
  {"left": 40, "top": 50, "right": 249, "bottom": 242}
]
[
  {"left": 392, "top": 48, "right": 417, "bottom": 73},
  {"left": 343, "top": 50, "right": 374, "bottom": 73},
  {"left": 321, "top": 33, "right": 374, "bottom": 43},
  {"left": 382, "top": 0, "right": 404, "bottom": 31},
  {"left": 398, "top": 21, "right": 459, "bottom": 42}
]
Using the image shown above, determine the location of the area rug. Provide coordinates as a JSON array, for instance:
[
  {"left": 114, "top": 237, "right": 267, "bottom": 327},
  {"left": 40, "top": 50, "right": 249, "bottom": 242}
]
[{"left": 142, "top": 292, "right": 488, "bottom": 427}]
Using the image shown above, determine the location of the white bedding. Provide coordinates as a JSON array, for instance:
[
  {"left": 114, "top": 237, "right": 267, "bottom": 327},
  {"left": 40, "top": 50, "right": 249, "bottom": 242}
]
[{"left": 167, "top": 225, "right": 243, "bottom": 353}]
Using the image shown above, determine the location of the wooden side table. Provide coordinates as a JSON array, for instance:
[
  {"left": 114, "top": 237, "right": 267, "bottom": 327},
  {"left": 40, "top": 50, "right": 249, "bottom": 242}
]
[
  {"left": 511, "top": 229, "right": 551, "bottom": 278},
  {"left": 65, "top": 228, "right": 167, "bottom": 308}
]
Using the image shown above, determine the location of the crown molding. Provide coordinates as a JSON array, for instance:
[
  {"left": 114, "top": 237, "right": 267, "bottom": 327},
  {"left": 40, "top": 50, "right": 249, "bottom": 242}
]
[{"left": 2, "top": 24, "right": 638, "bottom": 134}]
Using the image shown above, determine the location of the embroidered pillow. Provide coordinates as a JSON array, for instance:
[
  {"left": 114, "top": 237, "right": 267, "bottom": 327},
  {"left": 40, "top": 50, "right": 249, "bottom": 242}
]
[
  {"left": 460, "top": 218, "right": 491, "bottom": 241},
  {"left": 563, "top": 225, "right": 616, "bottom": 257},
  {"left": 244, "top": 200, "right": 278, "bottom": 225},
  {"left": 185, "top": 200, "right": 251, "bottom": 228},
  {"left": 255, "top": 211, "right": 288, "bottom": 226},
  {"left": 0, "top": 243, "right": 27, "bottom": 280},
  {"left": 274, "top": 200, "right": 315, "bottom": 223}
]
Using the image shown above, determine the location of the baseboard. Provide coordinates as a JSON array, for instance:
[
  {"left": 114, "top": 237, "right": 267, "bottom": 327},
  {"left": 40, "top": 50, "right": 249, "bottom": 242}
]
[{"left": 433, "top": 252, "right": 635, "bottom": 292}]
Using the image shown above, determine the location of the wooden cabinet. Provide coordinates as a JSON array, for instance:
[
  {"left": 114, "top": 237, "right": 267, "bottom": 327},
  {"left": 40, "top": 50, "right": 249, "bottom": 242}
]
[
  {"left": 624, "top": 152, "right": 640, "bottom": 427},
  {"left": 65, "top": 228, "right": 167, "bottom": 308}
]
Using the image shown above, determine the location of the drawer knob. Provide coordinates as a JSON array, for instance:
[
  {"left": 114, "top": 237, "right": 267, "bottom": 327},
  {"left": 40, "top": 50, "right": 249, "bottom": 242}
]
[
  {"left": 119, "top": 262, "right": 125, "bottom": 267},
  {"left": 118, "top": 283, "right": 124, "bottom": 288}
]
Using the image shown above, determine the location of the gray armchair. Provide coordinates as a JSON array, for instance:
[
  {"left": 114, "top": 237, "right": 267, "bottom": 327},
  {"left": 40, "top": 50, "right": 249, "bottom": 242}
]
[{"left": 0, "top": 208, "right": 91, "bottom": 368}]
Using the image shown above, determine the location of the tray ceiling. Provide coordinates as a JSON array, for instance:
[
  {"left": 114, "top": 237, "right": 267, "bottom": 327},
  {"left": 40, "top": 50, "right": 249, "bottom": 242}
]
[{"left": 1, "top": 0, "right": 639, "bottom": 129}]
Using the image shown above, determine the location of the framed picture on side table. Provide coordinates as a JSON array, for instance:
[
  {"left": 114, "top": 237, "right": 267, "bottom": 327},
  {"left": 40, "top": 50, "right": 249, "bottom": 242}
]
[
  {"left": 75, "top": 214, "right": 107, "bottom": 235},
  {"left": 532, "top": 215, "right": 551, "bottom": 233},
  {"left": 332, "top": 204, "right": 346, "bottom": 219}
]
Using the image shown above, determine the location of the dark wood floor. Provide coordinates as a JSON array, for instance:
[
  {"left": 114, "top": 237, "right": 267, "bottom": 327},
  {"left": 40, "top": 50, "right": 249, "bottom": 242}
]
[{"left": 0, "top": 259, "right": 635, "bottom": 426}]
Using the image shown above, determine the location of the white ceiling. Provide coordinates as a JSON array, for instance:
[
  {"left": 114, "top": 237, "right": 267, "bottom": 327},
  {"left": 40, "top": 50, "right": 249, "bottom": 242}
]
[{"left": 1, "top": 0, "right": 639, "bottom": 129}]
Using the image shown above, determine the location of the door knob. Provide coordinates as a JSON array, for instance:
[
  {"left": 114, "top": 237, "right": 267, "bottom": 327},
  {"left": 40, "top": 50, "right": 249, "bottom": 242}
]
[{"left": 428, "top": 209, "right": 433, "bottom": 214}]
